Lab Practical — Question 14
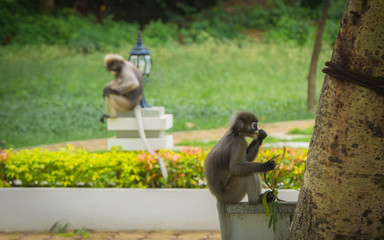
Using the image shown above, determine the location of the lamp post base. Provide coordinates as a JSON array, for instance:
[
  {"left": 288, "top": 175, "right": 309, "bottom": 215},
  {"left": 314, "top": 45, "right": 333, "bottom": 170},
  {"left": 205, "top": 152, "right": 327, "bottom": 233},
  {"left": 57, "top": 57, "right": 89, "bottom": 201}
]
[{"left": 140, "top": 95, "right": 151, "bottom": 108}]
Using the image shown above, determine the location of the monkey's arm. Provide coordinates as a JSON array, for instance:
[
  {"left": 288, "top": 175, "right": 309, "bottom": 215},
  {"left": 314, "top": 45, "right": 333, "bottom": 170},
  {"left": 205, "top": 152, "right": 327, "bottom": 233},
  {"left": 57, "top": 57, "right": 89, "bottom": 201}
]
[
  {"left": 114, "top": 80, "right": 139, "bottom": 94},
  {"left": 246, "top": 129, "right": 267, "bottom": 162},
  {"left": 230, "top": 161, "right": 276, "bottom": 176},
  {"left": 103, "top": 86, "right": 120, "bottom": 98},
  {"left": 103, "top": 82, "right": 138, "bottom": 98},
  {"left": 113, "top": 72, "right": 140, "bottom": 95},
  {"left": 229, "top": 146, "right": 275, "bottom": 176}
]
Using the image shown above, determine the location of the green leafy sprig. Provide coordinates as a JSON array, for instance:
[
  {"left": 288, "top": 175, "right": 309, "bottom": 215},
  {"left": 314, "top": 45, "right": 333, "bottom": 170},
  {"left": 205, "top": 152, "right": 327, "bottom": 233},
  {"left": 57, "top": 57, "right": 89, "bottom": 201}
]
[{"left": 261, "top": 147, "right": 298, "bottom": 231}]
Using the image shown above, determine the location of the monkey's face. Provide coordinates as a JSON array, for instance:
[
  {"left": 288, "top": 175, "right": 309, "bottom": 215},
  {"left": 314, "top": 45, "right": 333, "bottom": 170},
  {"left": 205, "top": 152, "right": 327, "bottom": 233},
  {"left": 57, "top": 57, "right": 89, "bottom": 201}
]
[
  {"left": 234, "top": 119, "right": 259, "bottom": 138},
  {"left": 231, "top": 112, "right": 261, "bottom": 138},
  {"left": 106, "top": 59, "right": 125, "bottom": 73},
  {"left": 247, "top": 121, "right": 260, "bottom": 138}
]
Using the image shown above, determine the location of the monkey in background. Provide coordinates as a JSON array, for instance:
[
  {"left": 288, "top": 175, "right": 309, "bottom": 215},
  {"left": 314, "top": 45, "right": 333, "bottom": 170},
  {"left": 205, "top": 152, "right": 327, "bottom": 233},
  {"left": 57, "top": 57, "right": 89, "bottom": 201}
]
[
  {"left": 100, "top": 54, "right": 143, "bottom": 119},
  {"left": 100, "top": 54, "right": 168, "bottom": 181},
  {"left": 204, "top": 111, "right": 276, "bottom": 240}
]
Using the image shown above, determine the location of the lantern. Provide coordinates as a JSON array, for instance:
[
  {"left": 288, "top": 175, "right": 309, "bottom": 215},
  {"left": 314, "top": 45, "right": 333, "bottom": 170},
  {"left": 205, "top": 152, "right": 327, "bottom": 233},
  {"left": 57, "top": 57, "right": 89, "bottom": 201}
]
[
  {"left": 128, "top": 32, "right": 152, "bottom": 108},
  {"left": 128, "top": 32, "right": 152, "bottom": 79}
]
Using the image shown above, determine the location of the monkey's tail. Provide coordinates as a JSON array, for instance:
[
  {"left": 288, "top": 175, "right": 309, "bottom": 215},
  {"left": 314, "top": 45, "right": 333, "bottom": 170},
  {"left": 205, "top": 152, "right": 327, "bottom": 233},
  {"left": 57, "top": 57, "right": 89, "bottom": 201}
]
[{"left": 134, "top": 105, "right": 168, "bottom": 182}]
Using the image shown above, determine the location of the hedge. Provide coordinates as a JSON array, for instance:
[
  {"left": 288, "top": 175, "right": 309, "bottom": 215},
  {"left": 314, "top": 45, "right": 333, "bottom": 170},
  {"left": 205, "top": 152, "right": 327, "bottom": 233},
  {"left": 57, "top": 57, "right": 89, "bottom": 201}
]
[{"left": 0, "top": 146, "right": 306, "bottom": 189}]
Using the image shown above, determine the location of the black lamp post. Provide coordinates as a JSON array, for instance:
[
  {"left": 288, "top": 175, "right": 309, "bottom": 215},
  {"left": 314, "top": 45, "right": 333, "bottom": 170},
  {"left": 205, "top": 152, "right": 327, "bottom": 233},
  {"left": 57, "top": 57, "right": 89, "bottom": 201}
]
[{"left": 128, "top": 32, "right": 152, "bottom": 108}]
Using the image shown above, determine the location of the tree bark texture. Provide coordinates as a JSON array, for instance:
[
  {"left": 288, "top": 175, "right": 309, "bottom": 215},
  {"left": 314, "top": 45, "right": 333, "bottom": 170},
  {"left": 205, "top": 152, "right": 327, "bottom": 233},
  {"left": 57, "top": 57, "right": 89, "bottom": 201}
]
[
  {"left": 289, "top": 0, "right": 384, "bottom": 239},
  {"left": 307, "top": 0, "right": 330, "bottom": 114}
]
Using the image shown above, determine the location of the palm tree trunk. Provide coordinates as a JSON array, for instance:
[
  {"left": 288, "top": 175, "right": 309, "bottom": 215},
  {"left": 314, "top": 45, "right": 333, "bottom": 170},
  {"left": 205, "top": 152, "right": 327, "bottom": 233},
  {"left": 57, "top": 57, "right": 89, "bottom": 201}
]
[{"left": 289, "top": 0, "right": 384, "bottom": 239}]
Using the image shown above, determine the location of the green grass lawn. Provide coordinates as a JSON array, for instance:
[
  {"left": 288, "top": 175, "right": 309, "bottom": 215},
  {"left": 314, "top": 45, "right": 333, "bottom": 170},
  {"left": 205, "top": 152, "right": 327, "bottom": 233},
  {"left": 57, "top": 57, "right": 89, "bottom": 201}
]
[{"left": 0, "top": 41, "right": 331, "bottom": 148}]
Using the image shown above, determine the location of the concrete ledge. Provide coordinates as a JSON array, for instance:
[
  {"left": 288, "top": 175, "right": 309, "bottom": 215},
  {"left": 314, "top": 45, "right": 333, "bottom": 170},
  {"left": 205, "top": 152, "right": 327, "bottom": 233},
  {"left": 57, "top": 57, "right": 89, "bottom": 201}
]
[
  {"left": 115, "top": 107, "right": 165, "bottom": 118},
  {"left": 226, "top": 201, "right": 296, "bottom": 214},
  {"left": 0, "top": 189, "right": 298, "bottom": 232},
  {"left": 105, "top": 106, "right": 174, "bottom": 151},
  {"left": 107, "top": 114, "right": 173, "bottom": 131},
  {"left": 226, "top": 202, "right": 296, "bottom": 240},
  {"left": 108, "top": 135, "right": 174, "bottom": 150},
  {"left": 224, "top": 190, "right": 298, "bottom": 240}
]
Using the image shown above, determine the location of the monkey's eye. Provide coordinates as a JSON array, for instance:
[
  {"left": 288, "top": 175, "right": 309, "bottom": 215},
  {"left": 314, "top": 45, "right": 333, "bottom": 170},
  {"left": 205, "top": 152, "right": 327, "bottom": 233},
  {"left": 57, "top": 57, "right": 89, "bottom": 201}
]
[{"left": 251, "top": 122, "right": 258, "bottom": 130}]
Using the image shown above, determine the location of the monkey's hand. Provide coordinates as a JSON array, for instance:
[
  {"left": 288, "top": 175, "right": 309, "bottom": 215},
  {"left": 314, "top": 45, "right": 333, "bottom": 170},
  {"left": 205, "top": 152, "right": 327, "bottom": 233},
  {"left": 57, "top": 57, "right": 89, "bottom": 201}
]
[
  {"left": 103, "top": 87, "right": 120, "bottom": 98},
  {"left": 257, "top": 129, "right": 267, "bottom": 140},
  {"left": 258, "top": 190, "right": 275, "bottom": 203},
  {"left": 99, "top": 114, "right": 110, "bottom": 123},
  {"left": 264, "top": 160, "right": 276, "bottom": 171}
]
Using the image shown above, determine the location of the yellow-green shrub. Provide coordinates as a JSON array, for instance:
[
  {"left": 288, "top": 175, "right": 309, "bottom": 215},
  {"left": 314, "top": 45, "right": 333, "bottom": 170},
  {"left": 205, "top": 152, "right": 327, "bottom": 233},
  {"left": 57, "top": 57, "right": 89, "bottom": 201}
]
[{"left": 1, "top": 145, "right": 307, "bottom": 188}]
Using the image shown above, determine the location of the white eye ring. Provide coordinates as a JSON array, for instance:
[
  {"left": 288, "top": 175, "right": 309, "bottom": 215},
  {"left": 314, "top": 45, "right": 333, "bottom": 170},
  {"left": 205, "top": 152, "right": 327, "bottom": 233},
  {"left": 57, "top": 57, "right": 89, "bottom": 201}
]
[{"left": 251, "top": 122, "right": 258, "bottom": 130}]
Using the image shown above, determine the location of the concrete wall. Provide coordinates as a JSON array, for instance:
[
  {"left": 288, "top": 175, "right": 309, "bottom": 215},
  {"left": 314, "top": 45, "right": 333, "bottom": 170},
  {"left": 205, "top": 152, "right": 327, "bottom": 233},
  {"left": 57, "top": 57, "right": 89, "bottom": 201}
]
[
  {"left": 226, "top": 202, "right": 297, "bottom": 240},
  {"left": 0, "top": 188, "right": 298, "bottom": 232}
]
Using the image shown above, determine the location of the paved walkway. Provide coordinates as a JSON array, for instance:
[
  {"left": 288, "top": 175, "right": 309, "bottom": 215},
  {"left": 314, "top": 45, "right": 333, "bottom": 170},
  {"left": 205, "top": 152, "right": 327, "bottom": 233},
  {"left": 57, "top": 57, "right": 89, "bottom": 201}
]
[{"left": 0, "top": 231, "right": 221, "bottom": 240}]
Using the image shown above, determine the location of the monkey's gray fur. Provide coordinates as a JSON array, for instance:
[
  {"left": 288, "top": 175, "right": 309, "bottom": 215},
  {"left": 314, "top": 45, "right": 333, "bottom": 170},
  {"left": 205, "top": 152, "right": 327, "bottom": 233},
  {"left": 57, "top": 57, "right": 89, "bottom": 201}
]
[
  {"left": 101, "top": 54, "right": 143, "bottom": 118},
  {"left": 204, "top": 111, "right": 276, "bottom": 239}
]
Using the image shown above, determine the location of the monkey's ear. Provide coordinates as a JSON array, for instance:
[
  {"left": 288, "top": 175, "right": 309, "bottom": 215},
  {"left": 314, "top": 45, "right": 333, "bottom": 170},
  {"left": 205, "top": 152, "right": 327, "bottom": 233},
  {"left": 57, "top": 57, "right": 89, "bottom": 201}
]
[{"left": 234, "top": 119, "right": 244, "bottom": 131}]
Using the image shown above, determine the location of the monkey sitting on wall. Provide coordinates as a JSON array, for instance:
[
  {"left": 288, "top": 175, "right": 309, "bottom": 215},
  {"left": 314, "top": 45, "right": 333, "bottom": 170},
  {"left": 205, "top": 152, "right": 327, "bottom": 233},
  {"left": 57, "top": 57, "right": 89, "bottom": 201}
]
[
  {"left": 100, "top": 54, "right": 168, "bottom": 181},
  {"left": 204, "top": 111, "right": 276, "bottom": 240}
]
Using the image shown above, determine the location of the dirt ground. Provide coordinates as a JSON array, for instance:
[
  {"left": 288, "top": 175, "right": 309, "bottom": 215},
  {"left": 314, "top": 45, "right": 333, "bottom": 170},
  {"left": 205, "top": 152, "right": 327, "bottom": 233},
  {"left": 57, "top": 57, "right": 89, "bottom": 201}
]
[{"left": 29, "top": 119, "right": 315, "bottom": 152}]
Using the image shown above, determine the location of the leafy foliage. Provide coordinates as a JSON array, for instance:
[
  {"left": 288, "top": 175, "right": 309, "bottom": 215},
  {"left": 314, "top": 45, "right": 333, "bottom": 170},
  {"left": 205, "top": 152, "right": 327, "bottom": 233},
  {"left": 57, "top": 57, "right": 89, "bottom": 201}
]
[
  {"left": 1, "top": 146, "right": 307, "bottom": 189},
  {"left": 6, "top": 12, "right": 138, "bottom": 52},
  {"left": 0, "top": 149, "right": 10, "bottom": 187},
  {"left": 143, "top": 19, "right": 179, "bottom": 46},
  {"left": 260, "top": 147, "right": 306, "bottom": 189},
  {"left": 49, "top": 219, "right": 71, "bottom": 236},
  {"left": 49, "top": 219, "right": 92, "bottom": 238},
  {"left": 261, "top": 147, "right": 306, "bottom": 231},
  {"left": 2, "top": 146, "right": 206, "bottom": 188},
  {"left": 261, "top": 148, "right": 286, "bottom": 232},
  {"left": 0, "top": 0, "right": 345, "bottom": 47}
]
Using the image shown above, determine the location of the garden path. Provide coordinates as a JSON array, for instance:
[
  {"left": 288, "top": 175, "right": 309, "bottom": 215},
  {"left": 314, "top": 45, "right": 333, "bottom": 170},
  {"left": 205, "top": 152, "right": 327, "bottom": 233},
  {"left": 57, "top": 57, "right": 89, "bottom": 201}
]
[{"left": 29, "top": 119, "right": 315, "bottom": 151}]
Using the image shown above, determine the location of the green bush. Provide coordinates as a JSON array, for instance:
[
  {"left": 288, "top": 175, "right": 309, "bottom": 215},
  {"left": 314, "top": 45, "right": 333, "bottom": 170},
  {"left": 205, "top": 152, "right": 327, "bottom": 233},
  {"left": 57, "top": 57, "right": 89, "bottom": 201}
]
[
  {"left": 2, "top": 146, "right": 207, "bottom": 188},
  {"left": 264, "top": 15, "right": 312, "bottom": 46},
  {"left": 1, "top": 1, "right": 345, "bottom": 47},
  {"left": 1, "top": 146, "right": 307, "bottom": 189},
  {"left": 231, "top": 6, "right": 274, "bottom": 30},
  {"left": 9, "top": 13, "right": 138, "bottom": 52},
  {"left": 0, "top": 0, "right": 38, "bottom": 44},
  {"left": 178, "top": 4, "right": 245, "bottom": 44},
  {"left": 143, "top": 19, "right": 179, "bottom": 46}
]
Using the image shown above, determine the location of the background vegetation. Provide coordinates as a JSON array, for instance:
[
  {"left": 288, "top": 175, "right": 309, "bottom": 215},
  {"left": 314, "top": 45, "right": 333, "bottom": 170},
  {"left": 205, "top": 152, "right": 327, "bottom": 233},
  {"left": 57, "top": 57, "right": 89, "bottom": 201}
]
[
  {"left": 0, "top": 0, "right": 346, "bottom": 148},
  {"left": 0, "top": 146, "right": 306, "bottom": 189}
]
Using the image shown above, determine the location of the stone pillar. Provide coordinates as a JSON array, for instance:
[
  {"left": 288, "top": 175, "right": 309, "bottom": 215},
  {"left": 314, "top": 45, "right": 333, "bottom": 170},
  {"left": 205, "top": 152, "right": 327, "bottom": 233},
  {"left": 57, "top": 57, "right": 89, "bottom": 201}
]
[{"left": 107, "top": 107, "right": 173, "bottom": 150}]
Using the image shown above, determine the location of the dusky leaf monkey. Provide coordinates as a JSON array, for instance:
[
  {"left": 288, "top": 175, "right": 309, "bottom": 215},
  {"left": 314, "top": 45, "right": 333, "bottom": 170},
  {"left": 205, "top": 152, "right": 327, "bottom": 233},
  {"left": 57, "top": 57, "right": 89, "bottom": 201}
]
[
  {"left": 100, "top": 54, "right": 168, "bottom": 181},
  {"left": 204, "top": 111, "right": 276, "bottom": 240}
]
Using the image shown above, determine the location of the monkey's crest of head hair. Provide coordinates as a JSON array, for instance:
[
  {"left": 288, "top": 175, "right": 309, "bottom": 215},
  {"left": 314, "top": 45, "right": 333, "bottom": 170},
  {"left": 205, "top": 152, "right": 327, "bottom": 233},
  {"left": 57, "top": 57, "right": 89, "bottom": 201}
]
[
  {"left": 104, "top": 54, "right": 126, "bottom": 72},
  {"left": 229, "top": 111, "right": 259, "bottom": 131}
]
